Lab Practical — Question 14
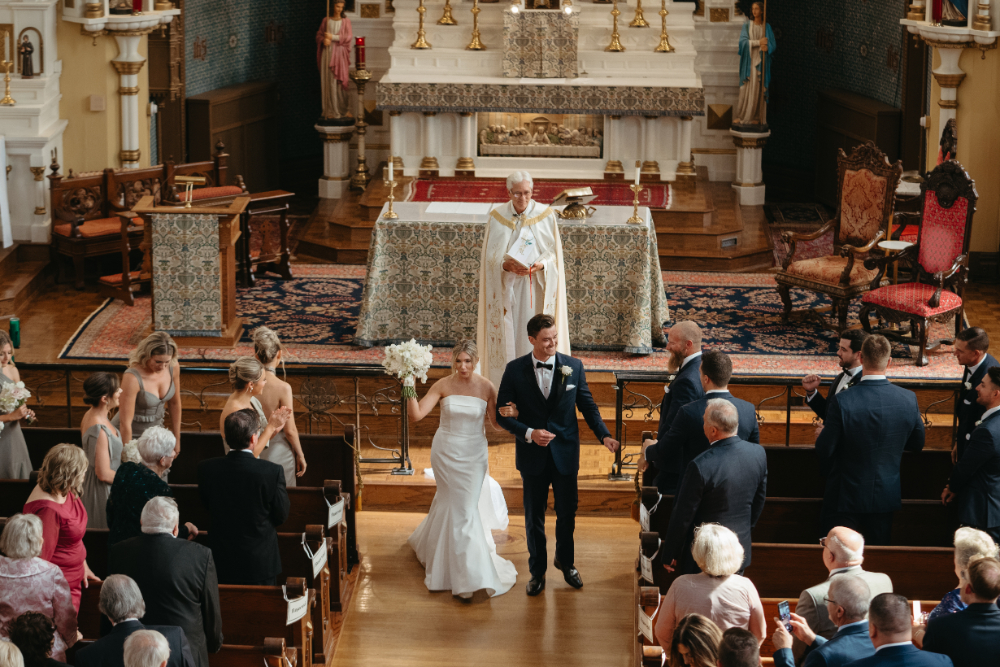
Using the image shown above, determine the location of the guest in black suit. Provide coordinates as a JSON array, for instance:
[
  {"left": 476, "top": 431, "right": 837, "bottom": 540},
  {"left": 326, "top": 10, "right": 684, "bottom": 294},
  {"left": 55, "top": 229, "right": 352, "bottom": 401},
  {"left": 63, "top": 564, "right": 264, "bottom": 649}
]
[
  {"left": 803, "top": 329, "right": 867, "bottom": 420},
  {"left": 8, "top": 612, "right": 71, "bottom": 667},
  {"left": 660, "top": 399, "right": 767, "bottom": 574},
  {"left": 197, "top": 408, "right": 290, "bottom": 586},
  {"left": 952, "top": 328, "right": 999, "bottom": 464},
  {"left": 942, "top": 367, "right": 1000, "bottom": 543},
  {"left": 74, "top": 575, "right": 195, "bottom": 667},
  {"left": 108, "top": 496, "right": 223, "bottom": 667},
  {"left": 496, "top": 314, "right": 619, "bottom": 595},
  {"left": 844, "top": 593, "right": 952, "bottom": 667},
  {"left": 816, "top": 335, "right": 925, "bottom": 545},
  {"left": 922, "top": 556, "right": 1000, "bottom": 667},
  {"left": 719, "top": 627, "right": 760, "bottom": 667},
  {"left": 648, "top": 321, "right": 705, "bottom": 493},
  {"left": 642, "top": 350, "right": 759, "bottom": 494}
]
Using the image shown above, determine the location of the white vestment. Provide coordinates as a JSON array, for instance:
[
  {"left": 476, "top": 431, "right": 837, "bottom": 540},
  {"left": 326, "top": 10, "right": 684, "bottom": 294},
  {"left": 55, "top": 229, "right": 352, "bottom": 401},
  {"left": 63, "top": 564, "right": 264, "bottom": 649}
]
[{"left": 476, "top": 200, "right": 570, "bottom": 389}]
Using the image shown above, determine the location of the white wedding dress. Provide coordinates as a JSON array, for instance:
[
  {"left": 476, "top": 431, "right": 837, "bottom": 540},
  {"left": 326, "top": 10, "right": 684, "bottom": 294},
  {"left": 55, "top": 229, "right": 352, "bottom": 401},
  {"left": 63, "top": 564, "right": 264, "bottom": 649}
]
[{"left": 408, "top": 395, "right": 518, "bottom": 597}]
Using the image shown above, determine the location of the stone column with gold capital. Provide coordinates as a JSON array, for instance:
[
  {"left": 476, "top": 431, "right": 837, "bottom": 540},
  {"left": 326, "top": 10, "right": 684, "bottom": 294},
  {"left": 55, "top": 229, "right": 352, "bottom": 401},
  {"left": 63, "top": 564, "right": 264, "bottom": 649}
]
[
  {"left": 676, "top": 115, "right": 696, "bottom": 177},
  {"left": 419, "top": 111, "right": 440, "bottom": 176},
  {"left": 928, "top": 41, "right": 966, "bottom": 138},
  {"left": 730, "top": 128, "right": 769, "bottom": 205},
  {"left": 316, "top": 124, "right": 354, "bottom": 199},
  {"left": 112, "top": 34, "right": 147, "bottom": 169},
  {"left": 456, "top": 112, "right": 475, "bottom": 176}
]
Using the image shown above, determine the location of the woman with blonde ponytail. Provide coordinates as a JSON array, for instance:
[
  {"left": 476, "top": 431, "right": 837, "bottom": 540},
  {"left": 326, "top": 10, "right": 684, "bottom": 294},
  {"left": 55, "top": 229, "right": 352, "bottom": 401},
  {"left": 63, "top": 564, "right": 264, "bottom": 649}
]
[
  {"left": 218, "top": 357, "right": 292, "bottom": 457},
  {"left": 252, "top": 327, "right": 307, "bottom": 486}
]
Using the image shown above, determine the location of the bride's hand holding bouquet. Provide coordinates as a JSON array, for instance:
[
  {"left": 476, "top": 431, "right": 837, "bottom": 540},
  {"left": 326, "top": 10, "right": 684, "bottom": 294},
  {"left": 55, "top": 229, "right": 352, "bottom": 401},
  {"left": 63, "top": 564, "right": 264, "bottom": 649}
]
[{"left": 383, "top": 339, "right": 434, "bottom": 400}]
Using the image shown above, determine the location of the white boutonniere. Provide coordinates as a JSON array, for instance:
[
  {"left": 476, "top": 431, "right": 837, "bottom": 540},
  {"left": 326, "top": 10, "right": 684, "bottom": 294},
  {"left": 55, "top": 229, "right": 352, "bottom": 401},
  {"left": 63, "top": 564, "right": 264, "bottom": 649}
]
[
  {"left": 965, "top": 381, "right": 973, "bottom": 390},
  {"left": 560, "top": 366, "right": 573, "bottom": 385},
  {"left": 976, "top": 420, "right": 983, "bottom": 427}
]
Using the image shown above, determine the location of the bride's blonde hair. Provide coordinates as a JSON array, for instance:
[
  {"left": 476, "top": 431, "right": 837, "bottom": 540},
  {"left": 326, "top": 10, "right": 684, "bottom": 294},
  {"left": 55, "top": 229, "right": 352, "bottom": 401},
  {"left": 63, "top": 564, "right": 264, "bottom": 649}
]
[{"left": 450, "top": 341, "right": 479, "bottom": 372}]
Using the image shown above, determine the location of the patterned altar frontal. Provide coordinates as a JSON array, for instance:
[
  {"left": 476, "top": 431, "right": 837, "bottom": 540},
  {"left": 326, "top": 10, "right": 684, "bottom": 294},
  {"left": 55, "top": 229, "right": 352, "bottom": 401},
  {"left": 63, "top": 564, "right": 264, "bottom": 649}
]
[
  {"left": 503, "top": 10, "right": 579, "bottom": 78},
  {"left": 150, "top": 213, "right": 224, "bottom": 337},
  {"left": 356, "top": 206, "right": 669, "bottom": 354}
]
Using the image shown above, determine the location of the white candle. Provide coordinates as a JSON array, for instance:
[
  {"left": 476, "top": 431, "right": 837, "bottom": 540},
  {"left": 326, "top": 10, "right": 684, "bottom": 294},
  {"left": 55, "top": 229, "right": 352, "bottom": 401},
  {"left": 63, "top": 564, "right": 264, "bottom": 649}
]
[
  {"left": 388, "top": 158, "right": 394, "bottom": 182},
  {"left": 634, "top": 162, "right": 640, "bottom": 186}
]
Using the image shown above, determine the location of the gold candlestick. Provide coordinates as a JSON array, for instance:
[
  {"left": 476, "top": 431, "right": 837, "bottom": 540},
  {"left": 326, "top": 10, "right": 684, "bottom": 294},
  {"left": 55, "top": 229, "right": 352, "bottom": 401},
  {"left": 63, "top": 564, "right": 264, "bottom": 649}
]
[
  {"left": 654, "top": 0, "right": 673, "bottom": 52},
  {"left": 349, "top": 69, "right": 373, "bottom": 191},
  {"left": 412, "top": 0, "right": 432, "bottom": 48},
  {"left": 0, "top": 60, "right": 14, "bottom": 106},
  {"left": 438, "top": 0, "right": 457, "bottom": 24},
  {"left": 630, "top": 0, "right": 649, "bottom": 27},
  {"left": 627, "top": 183, "right": 644, "bottom": 223},
  {"left": 467, "top": 0, "right": 485, "bottom": 49},
  {"left": 606, "top": 0, "right": 625, "bottom": 52},
  {"left": 383, "top": 178, "right": 399, "bottom": 219}
]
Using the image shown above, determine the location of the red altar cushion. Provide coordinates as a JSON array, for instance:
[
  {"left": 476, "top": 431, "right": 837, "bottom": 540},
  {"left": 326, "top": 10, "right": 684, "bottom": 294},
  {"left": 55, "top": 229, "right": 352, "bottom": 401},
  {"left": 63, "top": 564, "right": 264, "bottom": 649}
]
[
  {"left": 785, "top": 255, "right": 878, "bottom": 287},
  {"left": 98, "top": 270, "right": 142, "bottom": 286},
  {"left": 861, "top": 282, "right": 962, "bottom": 318},
  {"left": 182, "top": 186, "right": 244, "bottom": 201},
  {"left": 892, "top": 224, "right": 919, "bottom": 243},
  {"left": 53, "top": 216, "right": 141, "bottom": 238}
]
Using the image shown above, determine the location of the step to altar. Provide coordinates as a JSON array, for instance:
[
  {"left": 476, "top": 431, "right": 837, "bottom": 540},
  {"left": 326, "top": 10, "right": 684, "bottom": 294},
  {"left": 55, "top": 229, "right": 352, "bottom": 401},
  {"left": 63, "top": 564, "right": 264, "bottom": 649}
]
[{"left": 0, "top": 243, "right": 50, "bottom": 319}]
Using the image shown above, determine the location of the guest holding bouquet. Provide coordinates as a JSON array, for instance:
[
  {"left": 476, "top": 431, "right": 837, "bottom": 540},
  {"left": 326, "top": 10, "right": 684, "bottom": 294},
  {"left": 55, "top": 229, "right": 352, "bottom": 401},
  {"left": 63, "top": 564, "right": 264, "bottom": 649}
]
[{"left": 0, "top": 330, "right": 34, "bottom": 479}]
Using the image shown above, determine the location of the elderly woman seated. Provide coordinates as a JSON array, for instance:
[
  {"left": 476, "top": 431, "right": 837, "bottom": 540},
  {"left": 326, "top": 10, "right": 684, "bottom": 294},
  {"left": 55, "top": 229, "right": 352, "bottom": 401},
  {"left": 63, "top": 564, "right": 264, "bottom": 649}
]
[
  {"left": 106, "top": 426, "right": 198, "bottom": 546},
  {"left": 653, "top": 523, "right": 766, "bottom": 653},
  {"left": 0, "top": 514, "right": 79, "bottom": 661}
]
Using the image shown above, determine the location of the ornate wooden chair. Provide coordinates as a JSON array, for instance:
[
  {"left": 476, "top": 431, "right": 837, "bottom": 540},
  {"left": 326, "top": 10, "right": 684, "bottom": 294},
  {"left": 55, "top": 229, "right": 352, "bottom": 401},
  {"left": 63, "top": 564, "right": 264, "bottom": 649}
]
[
  {"left": 97, "top": 212, "right": 149, "bottom": 306},
  {"left": 775, "top": 142, "right": 902, "bottom": 332},
  {"left": 858, "top": 160, "right": 977, "bottom": 366}
]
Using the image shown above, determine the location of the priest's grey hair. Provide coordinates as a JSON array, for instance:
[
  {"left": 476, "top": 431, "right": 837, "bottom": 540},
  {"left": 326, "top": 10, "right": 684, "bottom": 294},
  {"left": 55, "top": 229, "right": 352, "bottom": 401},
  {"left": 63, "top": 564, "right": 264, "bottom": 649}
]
[
  {"left": 124, "top": 630, "right": 170, "bottom": 667},
  {"left": 506, "top": 171, "right": 533, "bottom": 191},
  {"left": 137, "top": 426, "right": 176, "bottom": 466},
  {"left": 141, "top": 496, "right": 179, "bottom": 535}
]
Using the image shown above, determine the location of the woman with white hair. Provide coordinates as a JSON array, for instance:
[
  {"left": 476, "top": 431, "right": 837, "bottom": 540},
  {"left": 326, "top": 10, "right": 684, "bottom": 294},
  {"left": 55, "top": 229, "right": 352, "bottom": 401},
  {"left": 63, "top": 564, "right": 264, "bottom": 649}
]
[
  {"left": 653, "top": 523, "right": 766, "bottom": 653},
  {"left": 0, "top": 514, "right": 79, "bottom": 661},
  {"left": 106, "top": 426, "right": 198, "bottom": 546},
  {"left": 929, "top": 527, "right": 998, "bottom": 621}
]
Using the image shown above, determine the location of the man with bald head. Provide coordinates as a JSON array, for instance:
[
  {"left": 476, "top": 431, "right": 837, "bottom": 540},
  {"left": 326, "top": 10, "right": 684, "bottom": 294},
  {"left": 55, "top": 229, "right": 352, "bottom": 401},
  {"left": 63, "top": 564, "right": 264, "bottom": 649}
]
[
  {"left": 646, "top": 320, "right": 705, "bottom": 493},
  {"left": 790, "top": 526, "right": 893, "bottom": 664}
]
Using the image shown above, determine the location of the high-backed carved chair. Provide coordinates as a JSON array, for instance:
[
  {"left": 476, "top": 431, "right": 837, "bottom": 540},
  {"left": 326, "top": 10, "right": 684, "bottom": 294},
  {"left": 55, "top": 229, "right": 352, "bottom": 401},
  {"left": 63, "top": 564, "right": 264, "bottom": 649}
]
[
  {"left": 858, "top": 160, "right": 977, "bottom": 366},
  {"left": 775, "top": 142, "right": 902, "bottom": 332}
]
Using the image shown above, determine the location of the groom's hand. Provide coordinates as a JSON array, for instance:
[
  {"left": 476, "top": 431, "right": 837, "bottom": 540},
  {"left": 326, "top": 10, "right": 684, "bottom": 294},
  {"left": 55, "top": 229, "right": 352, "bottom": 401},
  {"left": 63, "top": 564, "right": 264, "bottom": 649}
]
[
  {"left": 603, "top": 436, "right": 620, "bottom": 452},
  {"left": 532, "top": 429, "right": 556, "bottom": 446}
]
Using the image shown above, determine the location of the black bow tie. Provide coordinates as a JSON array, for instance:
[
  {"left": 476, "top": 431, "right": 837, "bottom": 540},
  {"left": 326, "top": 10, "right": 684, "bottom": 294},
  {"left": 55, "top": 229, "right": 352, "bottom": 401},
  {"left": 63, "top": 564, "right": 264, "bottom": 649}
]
[{"left": 536, "top": 362, "right": 553, "bottom": 370}]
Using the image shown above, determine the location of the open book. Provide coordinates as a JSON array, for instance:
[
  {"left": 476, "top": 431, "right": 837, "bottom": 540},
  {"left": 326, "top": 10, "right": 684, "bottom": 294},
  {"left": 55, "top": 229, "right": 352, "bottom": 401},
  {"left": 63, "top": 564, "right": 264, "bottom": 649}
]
[{"left": 503, "top": 226, "right": 540, "bottom": 269}]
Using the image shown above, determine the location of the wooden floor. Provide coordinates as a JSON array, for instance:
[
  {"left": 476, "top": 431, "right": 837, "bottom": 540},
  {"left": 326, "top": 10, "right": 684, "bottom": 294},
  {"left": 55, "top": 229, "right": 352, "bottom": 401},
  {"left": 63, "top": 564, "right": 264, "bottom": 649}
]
[{"left": 332, "top": 511, "right": 636, "bottom": 667}]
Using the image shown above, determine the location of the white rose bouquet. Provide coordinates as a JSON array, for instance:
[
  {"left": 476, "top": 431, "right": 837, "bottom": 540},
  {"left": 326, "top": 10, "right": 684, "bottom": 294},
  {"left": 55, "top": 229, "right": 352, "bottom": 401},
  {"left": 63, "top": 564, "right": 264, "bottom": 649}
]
[
  {"left": 0, "top": 380, "right": 33, "bottom": 427},
  {"left": 383, "top": 339, "right": 434, "bottom": 400}
]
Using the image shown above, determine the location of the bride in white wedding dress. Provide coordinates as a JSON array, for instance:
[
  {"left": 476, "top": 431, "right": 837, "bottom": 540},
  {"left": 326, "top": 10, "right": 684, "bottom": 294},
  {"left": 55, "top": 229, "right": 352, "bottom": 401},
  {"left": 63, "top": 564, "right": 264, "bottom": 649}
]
[{"left": 406, "top": 341, "right": 519, "bottom": 599}]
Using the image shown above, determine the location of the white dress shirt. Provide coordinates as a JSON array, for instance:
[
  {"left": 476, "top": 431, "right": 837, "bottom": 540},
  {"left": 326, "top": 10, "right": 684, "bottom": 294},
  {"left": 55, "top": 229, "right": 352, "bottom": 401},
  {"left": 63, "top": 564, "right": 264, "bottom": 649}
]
[
  {"left": 525, "top": 353, "right": 555, "bottom": 444},
  {"left": 981, "top": 405, "right": 1000, "bottom": 423},
  {"left": 874, "top": 641, "right": 912, "bottom": 653},
  {"left": 966, "top": 355, "right": 987, "bottom": 380},
  {"left": 860, "top": 375, "right": 887, "bottom": 382},
  {"left": 681, "top": 350, "right": 702, "bottom": 369}
]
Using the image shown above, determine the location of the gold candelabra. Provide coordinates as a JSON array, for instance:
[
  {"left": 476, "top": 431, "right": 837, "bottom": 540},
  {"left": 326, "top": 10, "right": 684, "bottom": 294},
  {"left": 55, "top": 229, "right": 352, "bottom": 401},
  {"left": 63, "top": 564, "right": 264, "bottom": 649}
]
[
  {"left": 467, "top": 0, "right": 485, "bottom": 50},
  {"left": 606, "top": 0, "right": 625, "bottom": 52},
  {"left": 627, "top": 183, "right": 644, "bottom": 224},
  {"left": 349, "top": 69, "right": 373, "bottom": 191},
  {"left": 439, "top": 0, "right": 457, "bottom": 24},
  {"left": 412, "top": 0, "right": 432, "bottom": 48},
  {"left": 383, "top": 178, "right": 399, "bottom": 220},
  {"left": 0, "top": 60, "right": 14, "bottom": 107},
  {"left": 183, "top": 182, "right": 194, "bottom": 208},
  {"left": 630, "top": 0, "right": 649, "bottom": 27},
  {"left": 654, "top": 0, "right": 673, "bottom": 52}
]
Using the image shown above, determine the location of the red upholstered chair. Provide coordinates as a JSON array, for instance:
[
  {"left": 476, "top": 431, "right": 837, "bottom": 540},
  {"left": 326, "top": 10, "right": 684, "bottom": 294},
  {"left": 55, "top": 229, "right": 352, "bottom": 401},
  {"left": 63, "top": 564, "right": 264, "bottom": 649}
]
[
  {"left": 858, "top": 160, "right": 977, "bottom": 366},
  {"left": 775, "top": 142, "right": 902, "bottom": 332}
]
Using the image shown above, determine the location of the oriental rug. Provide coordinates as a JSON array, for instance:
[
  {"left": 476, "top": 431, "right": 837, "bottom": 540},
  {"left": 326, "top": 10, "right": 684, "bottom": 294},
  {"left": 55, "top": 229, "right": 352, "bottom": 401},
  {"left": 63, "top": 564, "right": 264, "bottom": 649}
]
[
  {"left": 408, "top": 178, "right": 672, "bottom": 209},
  {"left": 59, "top": 265, "right": 961, "bottom": 379}
]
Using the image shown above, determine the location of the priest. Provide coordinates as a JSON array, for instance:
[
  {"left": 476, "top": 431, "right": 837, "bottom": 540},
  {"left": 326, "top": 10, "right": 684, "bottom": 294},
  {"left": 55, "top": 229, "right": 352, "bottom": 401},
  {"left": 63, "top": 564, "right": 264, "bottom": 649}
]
[{"left": 476, "top": 171, "right": 570, "bottom": 388}]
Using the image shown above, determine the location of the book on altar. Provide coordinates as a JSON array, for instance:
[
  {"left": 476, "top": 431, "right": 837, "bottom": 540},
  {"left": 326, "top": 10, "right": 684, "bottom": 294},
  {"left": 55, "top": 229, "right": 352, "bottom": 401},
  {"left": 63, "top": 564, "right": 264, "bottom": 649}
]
[{"left": 503, "top": 226, "right": 540, "bottom": 269}]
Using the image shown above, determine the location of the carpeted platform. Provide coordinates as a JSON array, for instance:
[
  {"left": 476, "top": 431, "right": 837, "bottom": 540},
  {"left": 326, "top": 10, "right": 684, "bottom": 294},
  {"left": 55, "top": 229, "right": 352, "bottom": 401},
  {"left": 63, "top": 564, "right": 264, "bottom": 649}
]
[
  {"left": 59, "top": 265, "right": 961, "bottom": 379},
  {"left": 408, "top": 178, "right": 671, "bottom": 209}
]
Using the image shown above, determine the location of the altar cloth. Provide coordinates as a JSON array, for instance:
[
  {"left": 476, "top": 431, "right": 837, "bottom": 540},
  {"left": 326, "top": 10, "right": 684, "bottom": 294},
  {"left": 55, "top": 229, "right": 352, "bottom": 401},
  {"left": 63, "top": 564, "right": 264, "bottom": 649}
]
[{"left": 354, "top": 202, "right": 669, "bottom": 354}]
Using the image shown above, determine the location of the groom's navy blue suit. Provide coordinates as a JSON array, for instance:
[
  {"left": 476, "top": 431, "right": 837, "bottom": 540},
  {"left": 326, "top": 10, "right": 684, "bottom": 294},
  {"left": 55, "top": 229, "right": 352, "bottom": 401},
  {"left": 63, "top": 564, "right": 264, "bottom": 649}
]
[{"left": 497, "top": 352, "right": 611, "bottom": 579}]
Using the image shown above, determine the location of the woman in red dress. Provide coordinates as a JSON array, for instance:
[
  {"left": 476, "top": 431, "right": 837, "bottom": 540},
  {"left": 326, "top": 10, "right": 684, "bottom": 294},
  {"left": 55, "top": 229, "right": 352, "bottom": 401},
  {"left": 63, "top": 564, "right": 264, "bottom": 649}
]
[{"left": 23, "top": 444, "right": 101, "bottom": 611}]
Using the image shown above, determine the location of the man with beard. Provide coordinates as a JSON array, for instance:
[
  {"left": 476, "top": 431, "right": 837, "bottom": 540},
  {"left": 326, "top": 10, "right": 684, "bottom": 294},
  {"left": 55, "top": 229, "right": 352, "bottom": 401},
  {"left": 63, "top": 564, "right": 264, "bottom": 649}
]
[
  {"left": 952, "top": 327, "right": 999, "bottom": 464},
  {"left": 802, "top": 329, "right": 867, "bottom": 423}
]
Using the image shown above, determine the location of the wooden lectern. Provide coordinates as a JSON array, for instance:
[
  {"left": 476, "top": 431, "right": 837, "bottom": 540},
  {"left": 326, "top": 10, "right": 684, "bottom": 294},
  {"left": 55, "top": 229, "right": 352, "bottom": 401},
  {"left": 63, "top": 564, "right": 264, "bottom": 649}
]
[{"left": 131, "top": 195, "right": 251, "bottom": 347}]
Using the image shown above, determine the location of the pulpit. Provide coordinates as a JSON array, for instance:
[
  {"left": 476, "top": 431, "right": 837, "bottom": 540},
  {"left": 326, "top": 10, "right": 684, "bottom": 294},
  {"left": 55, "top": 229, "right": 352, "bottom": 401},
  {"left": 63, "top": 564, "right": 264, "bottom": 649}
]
[{"left": 131, "top": 195, "right": 250, "bottom": 347}]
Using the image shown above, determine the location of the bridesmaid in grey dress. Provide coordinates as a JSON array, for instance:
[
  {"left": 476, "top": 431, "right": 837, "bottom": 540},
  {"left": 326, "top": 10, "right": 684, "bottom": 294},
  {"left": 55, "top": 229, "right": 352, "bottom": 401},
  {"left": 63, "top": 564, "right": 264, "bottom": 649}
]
[
  {"left": 80, "top": 372, "right": 124, "bottom": 529},
  {"left": 113, "top": 332, "right": 181, "bottom": 454},
  {"left": 252, "top": 327, "right": 307, "bottom": 486},
  {"left": 219, "top": 357, "right": 292, "bottom": 456},
  {"left": 0, "top": 331, "right": 34, "bottom": 479}
]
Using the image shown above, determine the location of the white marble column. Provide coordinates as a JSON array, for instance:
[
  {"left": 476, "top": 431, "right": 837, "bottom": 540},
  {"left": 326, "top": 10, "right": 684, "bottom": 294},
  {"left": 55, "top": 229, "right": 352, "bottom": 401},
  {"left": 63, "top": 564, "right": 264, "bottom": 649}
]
[
  {"left": 420, "top": 111, "right": 439, "bottom": 173},
  {"left": 389, "top": 110, "right": 404, "bottom": 170},
  {"left": 730, "top": 129, "right": 769, "bottom": 205},
  {"left": 29, "top": 156, "right": 46, "bottom": 216},
  {"left": 932, "top": 47, "right": 964, "bottom": 136},
  {"left": 456, "top": 112, "right": 475, "bottom": 174},
  {"left": 112, "top": 35, "right": 145, "bottom": 169},
  {"left": 676, "top": 115, "right": 696, "bottom": 176},
  {"left": 641, "top": 116, "right": 660, "bottom": 179},
  {"left": 316, "top": 125, "right": 354, "bottom": 199},
  {"left": 604, "top": 115, "right": 624, "bottom": 176}
]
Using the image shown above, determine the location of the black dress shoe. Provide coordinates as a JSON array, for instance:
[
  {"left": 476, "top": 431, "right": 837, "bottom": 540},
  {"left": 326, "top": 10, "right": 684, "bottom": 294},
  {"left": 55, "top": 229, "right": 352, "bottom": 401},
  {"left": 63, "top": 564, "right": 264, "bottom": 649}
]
[
  {"left": 526, "top": 576, "right": 545, "bottom": 596},
  {"left": 553, "top": 559, "right": 584, "bottom": 589}
]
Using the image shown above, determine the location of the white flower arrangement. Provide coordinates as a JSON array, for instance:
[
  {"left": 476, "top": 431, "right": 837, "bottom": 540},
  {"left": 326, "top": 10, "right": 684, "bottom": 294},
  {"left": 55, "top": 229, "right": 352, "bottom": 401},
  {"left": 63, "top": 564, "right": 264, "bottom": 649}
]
[
  {"left": 0, "top": 380, "right": 32, "bottom": 426},
  {"left": 560, "top": 365, "right": 573, "bottom": 384},
  {"left": 383, "top": 339, "right": 434, "bottom": 399},
  {"left": 965, "top": 381, "right": 973, "bottom": 390}
]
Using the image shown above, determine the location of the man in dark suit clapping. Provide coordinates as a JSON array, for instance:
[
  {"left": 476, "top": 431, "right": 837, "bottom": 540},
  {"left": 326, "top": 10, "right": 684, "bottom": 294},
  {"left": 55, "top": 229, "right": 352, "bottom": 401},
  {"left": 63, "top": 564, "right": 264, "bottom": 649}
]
[
  {"left": 802, "top": 329, "right": 867, "bottom": 420},
  {"left": 952, "top": 327, "right": 999, "bottom": 464},
  {"left": 816, "top": 335, "right": 925, "bottom": 545},
  {"left": 108, "top": 496, "right": 223, "bottom": 667},
  {"left": 942, "top": 366, "right": 1000, "bottom": 542},
  {"left": 642, "top": 350, "right": 759, "bottom": 494},
  {"left": 197, "top": 409, "right": 290, "bottom": 585},
  {"left": 660, "top": 399, "right": 767, "bottom": 574}
]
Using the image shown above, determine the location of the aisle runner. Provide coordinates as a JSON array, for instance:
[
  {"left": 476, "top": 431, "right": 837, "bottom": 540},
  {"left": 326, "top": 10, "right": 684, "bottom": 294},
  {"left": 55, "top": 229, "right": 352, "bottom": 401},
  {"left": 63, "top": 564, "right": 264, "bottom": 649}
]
[
  {"left": 59, "top": 265, "right": 961, "bottom": 379},
  {"left": 409, "top": 179, "right": 672, "bottom": 209}
]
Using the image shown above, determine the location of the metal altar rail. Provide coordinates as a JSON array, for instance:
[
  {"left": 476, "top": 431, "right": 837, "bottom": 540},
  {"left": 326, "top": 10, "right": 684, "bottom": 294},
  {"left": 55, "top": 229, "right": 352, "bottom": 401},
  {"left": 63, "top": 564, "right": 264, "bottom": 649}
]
[
  {"left": 609, "top": 371, "right": 963, "bottom": 482},
  {"left": 15, "top": 362, "right": 414, "bottom": 476}
]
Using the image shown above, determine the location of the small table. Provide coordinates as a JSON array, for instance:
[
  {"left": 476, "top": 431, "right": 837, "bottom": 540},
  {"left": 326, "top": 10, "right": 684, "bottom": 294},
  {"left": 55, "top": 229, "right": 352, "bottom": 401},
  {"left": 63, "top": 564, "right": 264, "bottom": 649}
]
[{"left": 877, "top": 240, "right": 914, "bottom": 285}]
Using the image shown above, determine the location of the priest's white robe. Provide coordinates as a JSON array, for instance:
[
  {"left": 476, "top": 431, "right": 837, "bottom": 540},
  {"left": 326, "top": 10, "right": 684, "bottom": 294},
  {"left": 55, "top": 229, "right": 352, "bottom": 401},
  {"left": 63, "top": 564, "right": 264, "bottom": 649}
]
[{"left": 476, "top": 200, "right": 570, "bottom": 389}]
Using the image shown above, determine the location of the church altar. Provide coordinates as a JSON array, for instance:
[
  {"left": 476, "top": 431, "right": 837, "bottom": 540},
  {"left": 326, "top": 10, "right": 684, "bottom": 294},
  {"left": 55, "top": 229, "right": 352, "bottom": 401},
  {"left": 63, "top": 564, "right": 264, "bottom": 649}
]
[{"left": 354, "top": 202, "right": 668, "bottom": 354}]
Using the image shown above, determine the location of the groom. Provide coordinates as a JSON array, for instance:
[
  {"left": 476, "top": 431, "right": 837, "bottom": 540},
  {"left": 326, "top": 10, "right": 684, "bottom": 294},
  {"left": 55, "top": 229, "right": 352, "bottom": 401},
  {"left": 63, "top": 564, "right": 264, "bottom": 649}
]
[{"left": 496, "top": 313, "right": 620, "bottom": 596}]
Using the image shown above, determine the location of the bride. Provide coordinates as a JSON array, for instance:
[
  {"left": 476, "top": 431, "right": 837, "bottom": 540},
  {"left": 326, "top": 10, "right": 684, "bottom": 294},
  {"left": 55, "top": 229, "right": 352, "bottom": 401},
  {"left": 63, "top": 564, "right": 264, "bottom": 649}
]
[{"left": 406, "top": 341, "right": 519, "bottom": 599}]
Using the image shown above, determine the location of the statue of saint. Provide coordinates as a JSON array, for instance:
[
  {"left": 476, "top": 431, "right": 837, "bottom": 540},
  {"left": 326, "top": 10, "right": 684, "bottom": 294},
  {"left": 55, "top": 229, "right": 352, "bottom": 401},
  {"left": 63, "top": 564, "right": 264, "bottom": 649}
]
[
  {"left": 733, "top": 1, "right": 776, "bottom": 128},
  {"left": 18, "top": 36, "right": 33, "bottom": 79},
  {"left": 934, "top": 0, "right": 968, "bottom": 27},
  {"left": 316, "top": 1, "right": 353, "bottom": 125}
]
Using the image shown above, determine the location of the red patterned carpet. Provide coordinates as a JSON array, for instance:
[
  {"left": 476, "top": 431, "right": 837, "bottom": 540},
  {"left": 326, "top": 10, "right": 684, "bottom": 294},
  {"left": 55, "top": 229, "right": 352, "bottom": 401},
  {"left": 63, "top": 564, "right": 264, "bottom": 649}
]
[
  {"left": 59, "top": 266, "right": 962, "bottom": 380},
  {"left": 408, "top": 178, "right": 672, "bottom": 209}
]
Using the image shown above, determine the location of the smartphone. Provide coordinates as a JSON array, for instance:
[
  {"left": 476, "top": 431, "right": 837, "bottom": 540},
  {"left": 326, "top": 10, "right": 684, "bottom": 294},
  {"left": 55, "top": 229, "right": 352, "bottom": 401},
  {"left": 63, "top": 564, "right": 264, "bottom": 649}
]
[{"left": 778, "top": 600, "right": 792, "bottom": 631}]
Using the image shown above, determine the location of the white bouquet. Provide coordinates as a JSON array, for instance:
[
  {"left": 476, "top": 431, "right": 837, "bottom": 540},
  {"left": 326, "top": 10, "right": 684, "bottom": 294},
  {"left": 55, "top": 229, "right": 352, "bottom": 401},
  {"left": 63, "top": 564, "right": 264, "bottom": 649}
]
[
  {"left": 382, "top": 339, "right": 433, "bottom": 399},
  {"left": 0, "top": 380, "right": 32, "bottom": 427}
]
